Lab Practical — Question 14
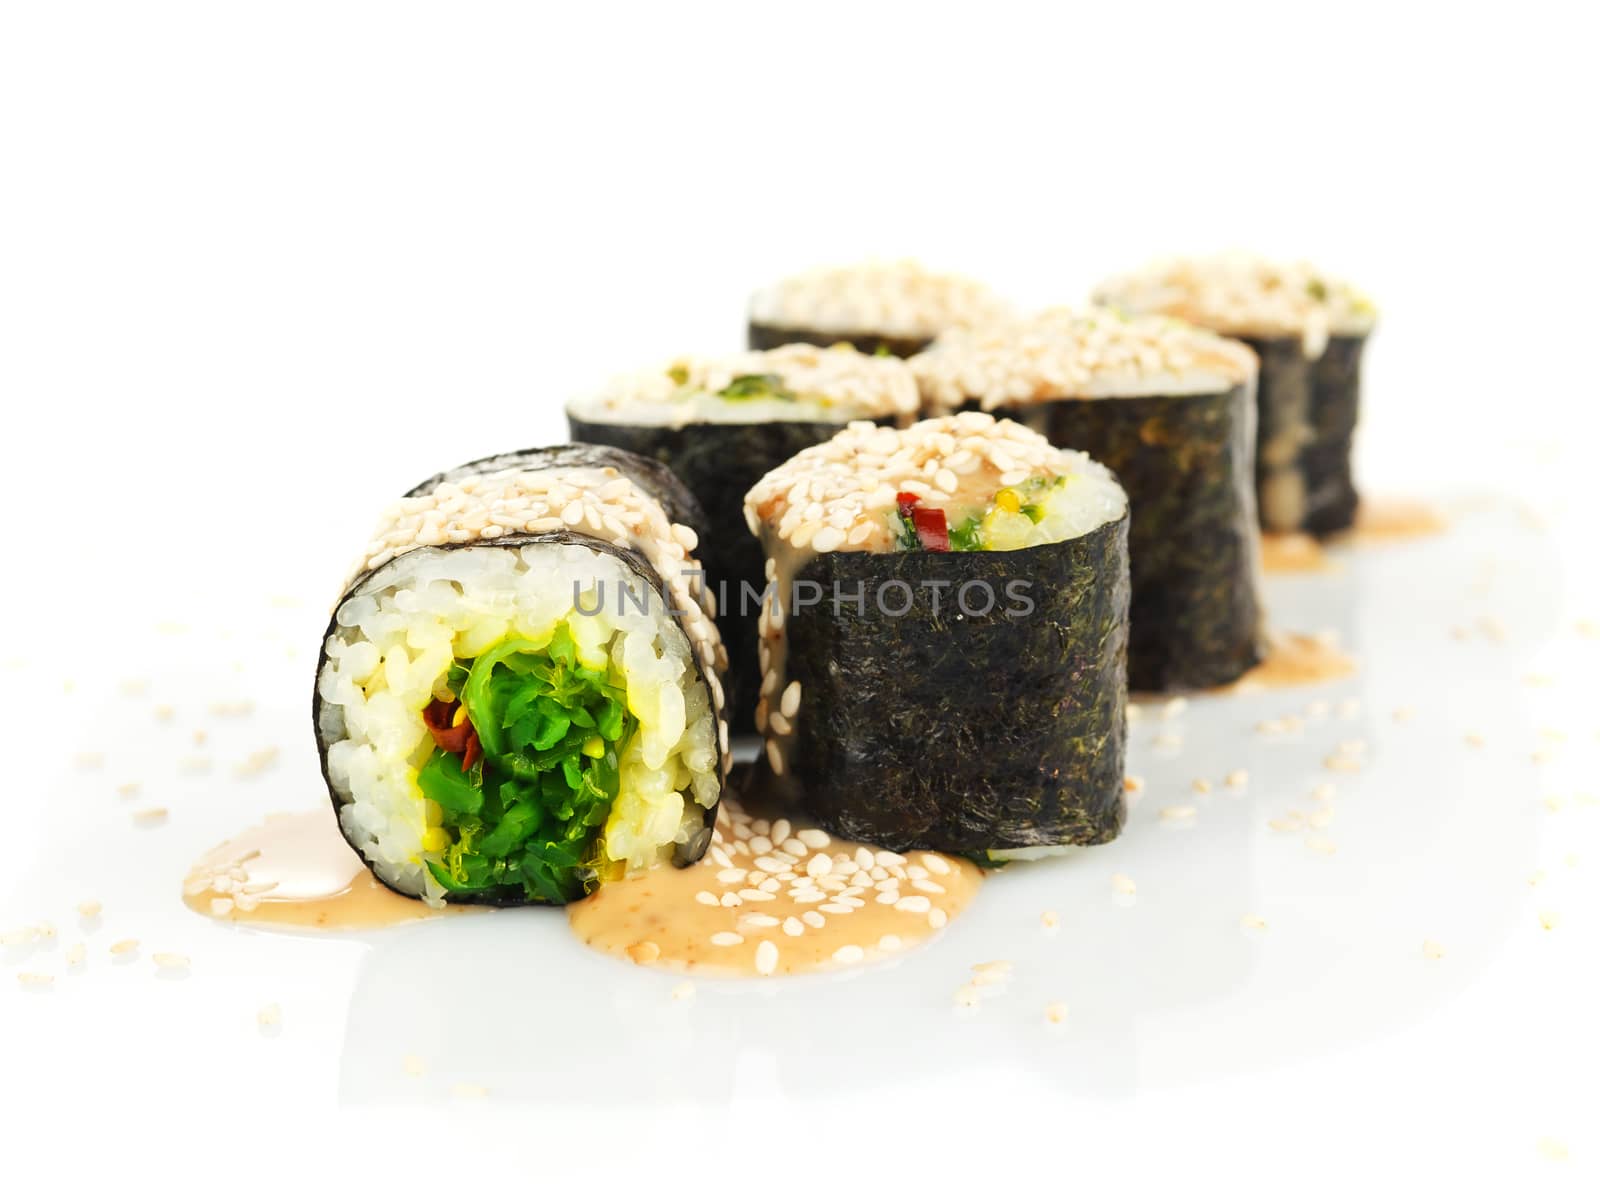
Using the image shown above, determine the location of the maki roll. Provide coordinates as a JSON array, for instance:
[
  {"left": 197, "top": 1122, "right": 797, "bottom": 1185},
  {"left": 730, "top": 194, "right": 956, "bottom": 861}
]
[
  {"left": 1093, "top": 255, "right": 1378, "bottom": 535},
  {"left": 314, "top": 445, "right": 729, "bottom": 906},
  {"left": 747, "top": 259, "right": 1009, "bottom": 358},
  {"left": 567, "top": 344, "right": 918, "bottom": 732},
  {"left": 913, "top": 309, "right": 1264, "bottom": 691},
  {"left": 744, "top": 412, "right": 1130, "bottom": 858}
]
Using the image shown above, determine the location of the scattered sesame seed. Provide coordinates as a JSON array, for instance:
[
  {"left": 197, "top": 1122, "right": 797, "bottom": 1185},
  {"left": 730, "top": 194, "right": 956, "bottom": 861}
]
[
  {"left": 928, "top": 908, "right": 949, "bottom": 929},
  {"left": 1305, "top": 837, "right": 1338, "bottom": 855},
  {"left": 1464, "top": 731, "right": 1486, "bottom": 748},
  {"left": 154, "top": 705, "right": 176, "bottom": 722},
  {"left": 1268, "top": 816, "right": 1305, "bottom": 833},
  {"left": 1225, "top": 768, "right": 1249, "bottom": 788},
  {"left": 832, "top": 945, "right": 864, "bottom": 965},
  {"left": 450, "top": 1082, "right": 489, "bottom": 1100},
  {"left": 76, "top": 899, "right": 101, "bottom": 919},
  {"left": 132, "top": 807, "right": 169, "bottom": 826},
  {"left": 710, "top": 931, "right": 743, "bottom": 947},
  {"left": 755, "top": 940, "right": 779, "bottom": 976},
  {"left": 1311, "top": 783, "right": 1337, "bottom": 802},
  {"left": 17, "top": 972, "right": 54, "bottom": 988},
  {"left": 1538, "top": 910, "right": 1560, "bottom": 931},
  {"left": 1160, "top": 805, "right": 1197, "bottom": 822},
  {"left": 670, "top": 981, "right": 696, "bottom": 1002},
  {"left": 403, "top": 1054, "right": 426, "bottom": 1075},
  {"left": 970, "top": 960, "right": 1013, "bottom": 985},
  {"left": 152, "top": 952, "right": 190, "bottom": 971},
  {"left": 257, "top": 1003, "right": 282, "bottom": 1029},
  {"left": 74, "top": 752, "right": 105, "bottom": 770},
  {"left": 1191, "top": 777, "right": 1213, "bottom": 794},
  {"left": 1422, "top": 940, "right": 1446, "bottom": 961},
  {"left": 1162, "top": 697, "right": 1189, "bottom": 719},
  {"left": 1240, "top": 914, "right": 1268, "bottom": 931},
  {"left": 235, "top": 748, "right": 280, "bottom": 778},
  {"left": 952, "top": 984, "right": 981, "bottom": 1009},
  {"left": 1040, "top": 910, "right": 1059, "bottom": 932},
  {"left": 1123, "top": 775, "right": 1146, "bottom": 793},
  {"left": 116, "top": 782, "right": 140, "bottom": 798},
  {"left": 1536, "top": 1137, "right": 1569, "bottom": 1163},
  {"left": 65, "top": 943, "right": 86, "bottom": 968},
  {"left": 1044, "top": 1001, "right": 1069, "bottom": 1025},
  {"left": 177, "top": 757, "right": 212, "bottom": 775},
  {"left": 109, "top": 938, "right": 140, "bottom": 956},
  {"left": 626, "top": 941, "right": 661, "bottom": 965},
  {"left": 1308, "top": 808, "right": 1335, "bottom": 830},
  {"left": 1111, "top": 873, "right": 1137, "bottom": 896}
]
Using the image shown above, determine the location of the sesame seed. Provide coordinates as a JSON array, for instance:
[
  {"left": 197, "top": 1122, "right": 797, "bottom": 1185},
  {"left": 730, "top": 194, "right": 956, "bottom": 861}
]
[
  {"left": 670, "top": 981, "right": 696, "bottom": 1002},
  {"left": 110, "top": 938, "right": 140, "bottom": 956},
  {"left": 256, "top": 1003, "right": 282, "bottom": 1028},
  {"left": 1111, "top": 873, "right": 1137, "bottom": 895},
  {"left": 76, "top": 899, "right": 102, "bottom": 919},
  {"left": 715, "top": 867, "right": 746, "bottom": 884},
  {"left": 953, "top": 984, "right": 981, "bottom": 1009},
  {"left": 832, "top": 945, "right": 864, "bottom": 964},
  {"left": 895, "top": 895, "right": 932, "bottom": 914},
  {"left": 970, "top": 960, "right": 1013, "bottom": 984},
  {"left": 1040, "top": 910, "right": 1059, "bottom": 931},
  {"left": 1240, "top": 914, "right": 1268, "bottom": 931},
  {"left": 1123, "top": 775, "right": 1145, "bottom": 793},
  {"left": 1191, "top": 777, "right": 1213, "bottom": 794},
  {"left": 781, "top": 917, "right": 804, "bottom": 937},
  {"left": 152, "top": 952, "right": 191, "bottom": 971},
  {"left": 625, "top": 941, "right": 661, "bottom": 965},
  {"left": 755, "top": 940, "right": 779, "bottom": 976},
  {"left": 1311, "top": 783, "right": 1337, "bottom": 801},
  {"left": 694, "top": 891, "right": 720, "bottom": 907},
  {"left": 1225, "top": 769, "right": 1249, "bottom": 787},
  {"left": 1044, "top": 1001, "right": 1069, "bottom": 1025},
  {"left": 1160, "top": 805, "right": 1197, "bottom": 822},
  {"left": 450, "top": 1082, "right": 489, "bottom": 1100},
  {"left": 1422, "top": 940, "right": 1446, "bottom": 961},
  {"left": 403, "top": 1054, "right": 426, "bottom": 1075},
  {"left": 1538, "top": 910, "right": 1560, "bottom": 931},
  {"left": 710, "top": 932, "right": 743, "bottom": 947},
  {"left": 802, "top": 911, "right": 826, "bottom": 929},
  {"left": 132, "top": 807, "right": 169, "bottom": 826},
  {"left": 17, "top": 972, "right": 54, "bottom": 988},
  {"left": 928, "top": 908, "right": 948, "bottom": 929},
  {"left": 65, "top": 943, "right": 85, "bottom": 967},
  {"left": 1305, "top": 837, "right": 1338, "bottom": 855},
  {"left": 796, "top": 829, "right": 829, "bottom": 849}
]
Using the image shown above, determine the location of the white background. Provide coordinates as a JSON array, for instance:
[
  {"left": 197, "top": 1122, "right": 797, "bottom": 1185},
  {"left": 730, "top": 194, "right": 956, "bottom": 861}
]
[{"left": 2, "top": 2, "right": 1597, "bottom": 1182}]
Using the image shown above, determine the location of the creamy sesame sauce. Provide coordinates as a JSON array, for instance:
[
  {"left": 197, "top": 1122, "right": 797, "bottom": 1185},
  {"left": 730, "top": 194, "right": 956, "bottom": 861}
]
[
  {"left": 1260, "top": 532, "right": 1336, "bottom": 574},
  {"left": 1223, "top": 631, "right": 1357, "bottom": 691},
  {"left": 567, "top": 797, "right": 980, "bottom": 977},
  {"left": 1346, "top": 497, "right": 1447, "bottom": 542},
  {"left": 181, "top": 811, "right": 454, "bottom": 929}
]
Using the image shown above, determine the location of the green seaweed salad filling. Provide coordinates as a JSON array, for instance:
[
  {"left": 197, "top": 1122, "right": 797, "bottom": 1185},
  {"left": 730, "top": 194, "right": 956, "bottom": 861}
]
[
  {"left": 417, "top": 625, "right": 637, "bottom": 903},
  {"left": 892, "top": 475, "right": 1069, "bottom": 552},
  {"left": 666, "top": 366, "right": 797, "bottom": 403}
]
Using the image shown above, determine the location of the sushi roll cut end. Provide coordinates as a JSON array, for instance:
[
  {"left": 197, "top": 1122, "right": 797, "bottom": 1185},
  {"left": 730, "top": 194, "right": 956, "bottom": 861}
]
[
  {"left": 315, "top": 457, "right": 726, "bottom": 906},
  {"left": 747, "top": 260, "right": 1010, "bottom": 357}
]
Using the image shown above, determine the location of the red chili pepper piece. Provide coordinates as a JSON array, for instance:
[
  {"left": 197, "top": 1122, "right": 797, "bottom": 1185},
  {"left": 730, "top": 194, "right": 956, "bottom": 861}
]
[
  {"left": 911, "top": 506, "right": 950, "bottom": 552},
  {"left": 423, "top": 697, "right": 473, "bottom": 752},
  {"left": 460, "top": 730, "right": 483, "bottom": 774},
  {"left": 896, "top": 491, "right": 920, "bottom": 513}
]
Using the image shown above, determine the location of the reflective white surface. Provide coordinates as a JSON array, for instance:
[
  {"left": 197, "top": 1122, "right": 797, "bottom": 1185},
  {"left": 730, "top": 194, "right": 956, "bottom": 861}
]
[{"left": 2, "top": 496, "right": 1595, "bottom": 1179}]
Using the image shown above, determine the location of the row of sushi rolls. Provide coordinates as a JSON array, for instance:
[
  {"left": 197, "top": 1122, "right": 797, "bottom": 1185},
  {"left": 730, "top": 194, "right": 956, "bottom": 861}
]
[{"left": 312, "top": 253, "right": 1381, "bottom": 972}]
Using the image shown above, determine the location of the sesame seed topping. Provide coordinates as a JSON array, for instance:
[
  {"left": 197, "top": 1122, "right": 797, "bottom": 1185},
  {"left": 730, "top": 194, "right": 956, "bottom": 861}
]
[
  {"left": 76, "top": 899, "right": 102, "bottom": 919},
  {"left": 1045, "top": 1001, "right": 1069, "bottom": 1025},
  {"left": 152, "top": 952, "right": 190, "bottom": 971},
  {"left": 754, "top": 940, "right": 779, "bottom": 976},
  {"left": 710, "top": 932, "right": 743, "bottom": 947},
  {"left": 1111, "top": 873, "right": 1137, "bottom": 896},
  {"left": 1422, "top": 940, "right": 1446, "bottom": 961},
  {"left": 831, "top": 945, "right": 864, "bottom": 964}
]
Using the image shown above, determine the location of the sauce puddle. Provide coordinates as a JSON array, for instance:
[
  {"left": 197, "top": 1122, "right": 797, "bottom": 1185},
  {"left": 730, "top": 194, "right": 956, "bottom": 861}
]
[
  {"left": 1346, "top": 497, "right": 1448, "bottom": 543},
  {"left": 1261, "top": 532, "right": 1334, "bottom": 574},
  {"left": 182, "top": 810, "right": 447, "bottom": 929},
  {"left": 1224, "top": 631, "right": 1357, "bottom": 692},
  {"left": 569, "top": 797, "right": 980, "bottom": 977}
]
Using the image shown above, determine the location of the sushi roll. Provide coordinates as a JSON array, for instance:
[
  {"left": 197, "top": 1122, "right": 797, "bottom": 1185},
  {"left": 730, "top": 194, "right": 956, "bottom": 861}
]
[
  {"left": 567, "top": 344, "right": 918, "bottom": 732},
  {"left": 744, "top": 412, "right": 1130, "bottom": 858},
  {"left": 314, "top": 445, "right": 729, "bottom": 906},
  {"left": 747, "top": 260, "right": 1009, "bottom": 358},
  {"left": 913, "top": 308, "right": 1264, "bottom": 691},
  {"left": 1093, "top": 255, "right": 1378, "bottom": 535}
]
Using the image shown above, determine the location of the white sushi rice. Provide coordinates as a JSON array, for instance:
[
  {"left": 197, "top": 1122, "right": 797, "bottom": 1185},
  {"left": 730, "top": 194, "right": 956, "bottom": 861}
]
[
  {"left": 912, "top": 307, "right": 1259, "bottom": 411},
  {"left": 1092, "top": 253, "right": 1377, "bottom": 355},
  {"left": 317, "top": 541, "right": 721, "bottom": 904},
  {"left": 749, "top": 260, "right": 1010, "bottom": 338},
  {"left": 569, "top": 343, "right": 918, "bottom": 428}
]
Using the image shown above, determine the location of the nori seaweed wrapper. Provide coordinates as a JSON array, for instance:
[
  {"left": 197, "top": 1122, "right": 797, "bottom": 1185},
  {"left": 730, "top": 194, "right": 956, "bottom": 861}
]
[
  {"left": 567, "top": 415, "right": 874, "bottom": 733},
  {"left": 1247, "top": 334, "right": 1366, "bottom": 536},
  {"left": 314, "top": 454, "right": 727, "bottom": 903},
  {"left": 772, "top": 513, "right": 1129, "bottom": 854},
  {"left": 747, "top": 320, "right": 931, "bottom": 360},
  {"left": 1000, "top": 384, "right": 1264, "bottom": 690}
]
